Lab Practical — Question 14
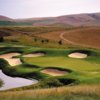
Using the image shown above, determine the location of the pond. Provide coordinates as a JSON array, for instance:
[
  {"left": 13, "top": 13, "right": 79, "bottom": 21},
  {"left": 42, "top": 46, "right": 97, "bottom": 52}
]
[{"left": 0, "top": 70, "right": 38, "bottom": 91}]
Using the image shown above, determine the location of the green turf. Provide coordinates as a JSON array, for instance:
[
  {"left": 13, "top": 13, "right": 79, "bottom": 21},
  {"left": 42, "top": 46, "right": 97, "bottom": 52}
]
[
  {"left": 0, "top": 46, "right": 100, "bottom": 91},
  {"left": 23, "top": 56, "right": 100, "bottom": 71}
]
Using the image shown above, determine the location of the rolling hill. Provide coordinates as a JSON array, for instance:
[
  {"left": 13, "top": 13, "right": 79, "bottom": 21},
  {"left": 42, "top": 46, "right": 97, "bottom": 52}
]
[
  {"left": 0, "top": 15, "right": 13, "bottom": 21},
  {"left": 0, "top": 12, "right": 100, "bottom": 26}
]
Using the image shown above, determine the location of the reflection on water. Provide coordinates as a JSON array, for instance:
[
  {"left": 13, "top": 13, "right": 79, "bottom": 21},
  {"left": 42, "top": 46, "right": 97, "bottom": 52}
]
[{"left": 0, "top": 70, "right": 38, "bottom": 91}]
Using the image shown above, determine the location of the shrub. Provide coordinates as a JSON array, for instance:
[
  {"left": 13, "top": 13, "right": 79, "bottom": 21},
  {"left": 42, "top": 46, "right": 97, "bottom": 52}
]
[
  {"left": 0, "top": 79, "right": 3, "bottom": 87},
  {"left": 0, "top": 59, "right": 9, "bottom": 69}
]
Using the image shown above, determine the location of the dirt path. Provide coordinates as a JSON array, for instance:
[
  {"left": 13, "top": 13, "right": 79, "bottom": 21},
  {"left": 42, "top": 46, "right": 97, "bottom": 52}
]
[
  {"left": 60, "top": 32, "right": 76, "bottom": 45},
  {"left": 60, "top": 32, "right": 94, "bottom": 48}
]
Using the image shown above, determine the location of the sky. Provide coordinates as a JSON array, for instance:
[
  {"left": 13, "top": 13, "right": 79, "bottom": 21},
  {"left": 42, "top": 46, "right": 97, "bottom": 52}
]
[{"left": 0, "top": 0, "right": 100, "bottom": 18}]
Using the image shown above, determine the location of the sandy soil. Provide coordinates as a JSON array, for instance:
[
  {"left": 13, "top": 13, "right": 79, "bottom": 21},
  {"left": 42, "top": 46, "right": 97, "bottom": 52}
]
[
  {"left": 68, "top": 52, "right": 87, "bottom": 58},
  {"left": 0, "top": 53, "right": 22, "bottom": 66},
  {"left": 41, "top": 69, "right": 68, "bottom": 76},
  {"left": 23, "top": 53, "right": 45, "bottom": 57}
]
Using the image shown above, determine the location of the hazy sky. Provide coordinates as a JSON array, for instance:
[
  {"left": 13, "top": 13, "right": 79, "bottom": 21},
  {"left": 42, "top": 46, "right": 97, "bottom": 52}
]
[{"left": 0, "top": 0, "right": 100, "bottom": 18}]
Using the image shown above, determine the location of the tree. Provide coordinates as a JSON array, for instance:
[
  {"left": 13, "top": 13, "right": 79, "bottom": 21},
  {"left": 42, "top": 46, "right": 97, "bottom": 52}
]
[
  {"left": 45, "top": 39, "right": 49, "bottom": 43},
  {"left": 41, "top": 40, "right": 45, "bottom": 44},
  {"left": 58, "top": 40, "right": 63, "bottom": 45}
]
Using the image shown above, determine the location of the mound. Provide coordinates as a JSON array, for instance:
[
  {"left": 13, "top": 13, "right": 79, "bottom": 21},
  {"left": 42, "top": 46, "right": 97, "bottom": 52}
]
[{"left": 41, "top": 68, "right": 69, "bottom": 76}]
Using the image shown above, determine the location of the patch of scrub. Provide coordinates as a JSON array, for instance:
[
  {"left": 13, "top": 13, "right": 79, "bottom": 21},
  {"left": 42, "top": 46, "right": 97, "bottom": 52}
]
[
  {"left": 41, "top": 68, "right": 70, "bottom": 76},
  {"left": 0, "top": 53, "right": 22, "bottom": 66},
  {"left": 0, "top": 70, "right": 38, "bottom": 91},
  {"left": 0, "top": 79, "right": 3, "bottom": 87}
]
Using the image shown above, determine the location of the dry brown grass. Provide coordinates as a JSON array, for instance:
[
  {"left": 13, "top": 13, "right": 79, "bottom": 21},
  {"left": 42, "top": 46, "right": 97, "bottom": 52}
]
[
  {"left": 33, "top": 27, "right": 100, "bottom": 49},
  {"left": 0, "top": 85, "right": 100, "bottom": 97},
  {"left": 63, "top": 27, "right": 100, "bottom": 49},
  {"left": 34, "top": 31, "right": 66, "bottom": 43}
]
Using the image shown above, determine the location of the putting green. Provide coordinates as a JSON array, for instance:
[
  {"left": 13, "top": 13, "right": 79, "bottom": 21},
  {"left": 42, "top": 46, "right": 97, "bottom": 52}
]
[{"left": 23, "top": 56, "right": 100, "bottom": 71}]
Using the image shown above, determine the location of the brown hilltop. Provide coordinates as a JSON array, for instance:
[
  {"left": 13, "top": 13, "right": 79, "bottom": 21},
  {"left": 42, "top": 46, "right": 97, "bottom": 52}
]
[{"left": 0, "top": 12, "right": 100, "bottom": 26}]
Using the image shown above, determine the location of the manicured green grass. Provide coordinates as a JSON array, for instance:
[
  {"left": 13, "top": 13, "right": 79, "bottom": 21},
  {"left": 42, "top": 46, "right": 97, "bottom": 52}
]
[
  {"left": 23, "top": 56, "right": 100, "bottom": 71},
  {"left": 22, "top": 48, "right": 100, "bottom": 85},
  {"left": 0, "top": 47, "right": 100, "bottom": 90}
]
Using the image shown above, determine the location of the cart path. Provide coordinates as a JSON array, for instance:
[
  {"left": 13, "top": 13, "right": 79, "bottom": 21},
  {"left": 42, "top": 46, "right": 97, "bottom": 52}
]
[{"left": 60, "top": 32, "right": 93, "bottom": 48}]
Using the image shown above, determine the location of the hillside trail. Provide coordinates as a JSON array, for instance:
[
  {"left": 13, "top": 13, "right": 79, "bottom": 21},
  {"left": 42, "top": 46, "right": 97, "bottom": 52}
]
[{"left": 59, "top": 32, "right": 94, "bottom": 48}]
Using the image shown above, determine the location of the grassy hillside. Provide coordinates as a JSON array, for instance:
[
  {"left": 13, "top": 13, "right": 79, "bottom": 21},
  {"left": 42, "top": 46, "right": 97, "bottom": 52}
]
[
  {"left": 0, "top": 26, "right": 72, "bottom": 48},
  {"left": 31, "top": 27, "right": 100, "bottom": 49},
  {"left": 63, "top": 27, "right": 100, "bottom": 49},
  {"left": 1, "top": 26, "right": 100, "bottom": 49},
  {"left": 0, "top": 85, "right": 100, "bottom": 100},
  {"left": 0, "top": 12, "right": 100, "bottom": 26}
]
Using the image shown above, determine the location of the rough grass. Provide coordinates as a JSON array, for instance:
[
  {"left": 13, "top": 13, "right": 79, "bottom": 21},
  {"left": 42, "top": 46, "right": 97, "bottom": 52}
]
[
  {"left": 63, "top": 27, "right": 100, "bottom": 49},
  {"left": 1, "top": 26, "right": 100, "bottom": 49},
  {"left": 0, "top": 85, "right": 100, "bottom": 100},
  {"left": 0, "top": 79, "right": 3, "bottom": 87},
  {"left": 0, "top": 26, "right": 71, "bottom": 48}
]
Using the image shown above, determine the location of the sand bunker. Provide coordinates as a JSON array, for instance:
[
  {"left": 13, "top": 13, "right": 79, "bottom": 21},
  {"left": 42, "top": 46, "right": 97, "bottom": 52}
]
[
  {"left": 41, "top": 68, "right": 68, "bottom": 76},
  {"left": 23, "top": 53, "right": 45, "bottom": 57},
  {"left": 68, "top": 52, "right": 87, "bottom": 58},
  {"left": 0, "top": 53, "right": 22, "bottom": 66}
]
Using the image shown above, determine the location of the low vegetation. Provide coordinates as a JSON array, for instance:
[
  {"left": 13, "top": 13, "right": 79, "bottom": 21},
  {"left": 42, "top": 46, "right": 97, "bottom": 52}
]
[
  {"left": 0, "top": 26, "right": 100, "bottom": 100},
  {"left": 1, "top": 26, "right": 100, "bottom": 49},
  {"left": 0, "top": 79, "right": 3, "bottom": 87},
  {"left": 0, "top": 85, "right": 100, "bottom": 100}
]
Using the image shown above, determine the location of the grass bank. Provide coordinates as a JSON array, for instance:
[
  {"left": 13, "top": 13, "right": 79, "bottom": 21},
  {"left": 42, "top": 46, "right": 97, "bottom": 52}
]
[{"left": 0, "top": 85, "right": 100, "bottom": 100}]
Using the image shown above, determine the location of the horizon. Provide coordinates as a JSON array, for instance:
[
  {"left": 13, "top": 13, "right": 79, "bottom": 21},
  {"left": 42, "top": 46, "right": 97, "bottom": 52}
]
[
  {"left": 0, "top": 0, "right": 100, "bottom": 19},
  {"left": 0, "top": 12, "right": 100, "bottom": 19}
]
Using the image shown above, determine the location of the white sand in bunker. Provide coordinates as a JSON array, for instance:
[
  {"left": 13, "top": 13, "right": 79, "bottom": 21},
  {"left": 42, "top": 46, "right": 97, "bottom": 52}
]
[
  {"left": 23, "top": 53, "right": 45, "bottom": 57},
  {"left": 68, "top": 52, "right": 87, "bottom": 58},
  {"left": 41, "top": 69, "right": 68, "bottom": 76},
  {"left": 0, "top": 53, "right": 22, "bottom": 66}
]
